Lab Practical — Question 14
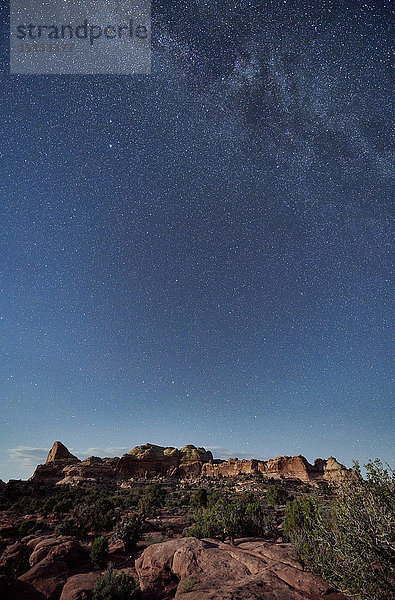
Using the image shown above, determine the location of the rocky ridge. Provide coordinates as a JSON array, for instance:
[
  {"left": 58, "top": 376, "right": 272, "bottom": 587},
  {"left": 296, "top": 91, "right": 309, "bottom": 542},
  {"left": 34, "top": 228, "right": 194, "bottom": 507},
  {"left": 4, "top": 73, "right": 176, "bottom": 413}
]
[{"left": 30, "top": 442, "right": 355, "bottom": 485}]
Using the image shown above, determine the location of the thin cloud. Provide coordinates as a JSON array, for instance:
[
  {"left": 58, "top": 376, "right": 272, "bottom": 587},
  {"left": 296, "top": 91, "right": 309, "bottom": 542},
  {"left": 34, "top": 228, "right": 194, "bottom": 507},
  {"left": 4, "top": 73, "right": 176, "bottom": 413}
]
[
  {"left": 75, "top": 447, "right": 130, "bottom": 458},
  {"left": 206, "top": 446, "right": 268, "bottom": 461},
  {"left": 8, "top": 446, "right": 48, "bottom": 469}
]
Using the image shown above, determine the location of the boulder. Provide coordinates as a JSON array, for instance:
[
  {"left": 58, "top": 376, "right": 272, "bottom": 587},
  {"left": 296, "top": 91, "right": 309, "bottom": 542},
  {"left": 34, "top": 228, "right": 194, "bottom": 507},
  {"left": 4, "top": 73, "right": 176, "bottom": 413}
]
[
  {"left": 59, "top": 572, "right": 100, "bottom": 600},
  {"left": 19, "top": 557, "right": 70, "bottom": 599},
  {"left": 135, "top": 537, "right": 350, "bottom": 600},
  {"left": 0, "top": 541, "right": 30, "bottom": 576},
  {"left": 19, "top": 537, "right": 87, "bottom": 599},
  {"left": 29, "top": 537, "right": 84, "bottom": 568},
  {"left": 1, "top": 577, "right": 45, "bottom": 600}
]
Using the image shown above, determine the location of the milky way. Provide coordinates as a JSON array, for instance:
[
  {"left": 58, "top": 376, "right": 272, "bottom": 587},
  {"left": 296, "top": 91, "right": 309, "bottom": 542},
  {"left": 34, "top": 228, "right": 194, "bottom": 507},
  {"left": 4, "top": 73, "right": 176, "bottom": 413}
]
[{"left": 0, "top": 0, "right": 393, "bottom": 480}]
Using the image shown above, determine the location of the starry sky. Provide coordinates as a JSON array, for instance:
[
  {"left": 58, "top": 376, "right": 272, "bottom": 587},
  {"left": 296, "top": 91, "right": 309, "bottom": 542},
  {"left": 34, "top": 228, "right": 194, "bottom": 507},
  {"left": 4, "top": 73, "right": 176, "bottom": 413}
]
[{"left": 1, "top": 1, "right": 393, "bottom": 481}]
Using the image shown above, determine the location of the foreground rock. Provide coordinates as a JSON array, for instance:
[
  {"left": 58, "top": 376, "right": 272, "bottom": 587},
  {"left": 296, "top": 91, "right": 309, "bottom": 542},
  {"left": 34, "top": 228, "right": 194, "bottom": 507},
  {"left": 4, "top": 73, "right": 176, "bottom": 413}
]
[
  {"left": 135, "top": 537, "right": 348, "bottom": 600},
  {"left": 59, "top": 572, "right": 100, "bottom": 600},
  {"left": 18, "top": 537, "right": 88, "bottom": 599}
]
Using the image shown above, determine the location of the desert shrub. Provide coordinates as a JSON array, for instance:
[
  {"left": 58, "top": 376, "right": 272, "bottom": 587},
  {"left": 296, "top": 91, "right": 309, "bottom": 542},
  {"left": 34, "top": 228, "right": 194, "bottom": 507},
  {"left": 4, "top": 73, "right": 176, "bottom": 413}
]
[
  {"left": 284, "top": 496, "right": 322, "bottom": 566},
  {"left": 265, "top": 485, "right": 290, "bottom": 507},
  {"left": 191, "top": 488, "right": 208, "bottom": 509},
  {"left": 137, "top": 484, "right": 166, "bottom": 518},
  {"left": 18, "top": 518, "right": 39, "bottom": 537},
  {"left": 55, "top": 517, "right": 79, "bottom": 537},
  {"left": 53, "top": 497, "right": 74, "bottom": 515},
  {"left": 284, "top": 460, "right": 395, "bottom": 600},
  {"left": 68, "top": 503, "right": 109, "bottom": 536},
  {"left": 188, "top": 493, "right": 275, "bottom": 543},
  {"left": 39, "top": 497, "right": 58, "bottom": 517},
  {"left": 90, "top": 536, "right": 109, "bottom": 569},
  {"left": 93, "top": 566, "right": 139, "bottom": 600},
  {"left": 206, "top": 490, "right": 223, "bottom": 508},
  {"left": 181, "top": 575, "right": 198, "bottom": 592},
  {"left": 115, "top": 515, "right": 143, "bottom": 553}
]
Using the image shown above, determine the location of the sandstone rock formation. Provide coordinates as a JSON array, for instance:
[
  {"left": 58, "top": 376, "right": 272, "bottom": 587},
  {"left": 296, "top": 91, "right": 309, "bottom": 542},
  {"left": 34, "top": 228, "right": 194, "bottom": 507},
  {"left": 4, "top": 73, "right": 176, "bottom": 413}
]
[
  {"left": 178, "top": 445, "right": 214, "bottom": 478},
  {"left": 46, "top": 442, "right": 79, "bottom": 464},
  {"left": 116, "top": 443, "right": 214, "bottom": 480},
  {"left": 201, "top": 453, "right": 354, "bottom": 483},
  {"left": 59, "top": 572, "right": 100, "bottom": 600},
  {"left": 135, "top": 536, "right": 348, "bottom": 600},
  {"left": 17, "top": 536, "right": 88, "bottom": 599},
  {"left": 323, "top": 457, "right": 358, "bottom": 483},
  {"left": 59, "top": 456, "right": 120, "bottom": 486},
  {"left": 30, "top": 441, "right": 355, "bottom": 485},
  {"left": 116, "top": 444, "right": 181, "bottom": 479}
]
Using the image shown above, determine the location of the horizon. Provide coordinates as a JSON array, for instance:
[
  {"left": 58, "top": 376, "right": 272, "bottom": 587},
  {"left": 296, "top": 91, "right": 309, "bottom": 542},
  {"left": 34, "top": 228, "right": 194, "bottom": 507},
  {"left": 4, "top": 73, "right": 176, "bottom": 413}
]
[
  {"left": 1, "top": 1, "right": 393, "bottom": 483},
  {"left": 1, "top": 437, "right": 375, "bottom": 483}
]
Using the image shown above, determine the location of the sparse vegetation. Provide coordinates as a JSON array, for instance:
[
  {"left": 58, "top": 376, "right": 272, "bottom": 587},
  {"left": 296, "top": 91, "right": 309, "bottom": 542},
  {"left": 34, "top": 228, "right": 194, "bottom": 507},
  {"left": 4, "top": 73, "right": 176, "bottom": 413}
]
[
  {"left": 18, "top": 518, "right": 40, "bottom": 537},
  {"left": 265, "top": 484, "right": 290, "bottom": 506},
  {"left": 93, "top": 566, "right": 139, "bottom": 600},
  {"left": 2, "top": 458, "right": 392, "bottom": 600},
  {"left": 90, "top": 536, "right": 109, "bottom": 569},
  {"left": 115, "top": 514, "right": 143, "bottom": 553},
  {"left": 187, "top": 492, "right": 276, "bottom": 543},
  {"left": 181, "top": 575, "right": 198, "bottom": 592},
  {"left": 190, "top": 488, "right": 208, "bottom": 509},
  {"left": 284, "top": 460, "right": 395, "bottom": 600},
  {"left": 137, "top": 484, "right": 166, "bottom": 518}
]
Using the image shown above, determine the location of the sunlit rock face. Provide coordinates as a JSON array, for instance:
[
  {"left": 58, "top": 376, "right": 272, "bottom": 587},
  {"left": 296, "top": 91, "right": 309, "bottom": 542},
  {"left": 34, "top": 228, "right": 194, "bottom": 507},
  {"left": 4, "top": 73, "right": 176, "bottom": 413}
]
[
  {"left": 323, "top": 456, "right": 359, "bottom": 483},
  {"left": 31, "top": 441, "right": 355, "bottom": 485},
  {"left": 30, "top": 442, "right": 80, "bottom": 484},
  {"left": 116, "top": 443, "right": 213, "bottom": 479},
  {"left": 202, "top": 454, "right": 354, "bottom": 483},
  {"left": 116, "top": 444, "right": 181, "bottom": 478},
  {"left": 178, "top": 445, "right": 213, "bottom": 478},
  {"left": 45, "top": 441, "right": 79, "bottom": 464}
]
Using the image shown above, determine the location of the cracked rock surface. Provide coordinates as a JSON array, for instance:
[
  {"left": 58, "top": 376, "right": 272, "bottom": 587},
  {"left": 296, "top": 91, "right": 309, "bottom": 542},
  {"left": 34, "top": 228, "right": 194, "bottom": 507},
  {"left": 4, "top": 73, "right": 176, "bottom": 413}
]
[{"left": 135, "top": 536, "right": 348, "bottom": 600}]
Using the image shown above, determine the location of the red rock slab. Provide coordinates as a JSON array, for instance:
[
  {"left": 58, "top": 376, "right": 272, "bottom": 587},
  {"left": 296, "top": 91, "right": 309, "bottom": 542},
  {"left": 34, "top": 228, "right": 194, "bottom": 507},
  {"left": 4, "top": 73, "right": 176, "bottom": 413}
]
[
  {"left": 59, "top": 572, "right": 100, "bottom": 600},
  {"left": 135, "top": 536, "right": 350, "bottom": 600}
]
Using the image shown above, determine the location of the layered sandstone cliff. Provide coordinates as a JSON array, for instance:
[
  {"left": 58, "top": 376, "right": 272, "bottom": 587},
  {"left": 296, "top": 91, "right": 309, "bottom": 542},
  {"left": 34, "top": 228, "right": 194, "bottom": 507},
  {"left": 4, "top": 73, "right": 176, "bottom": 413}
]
[
  {"left": 201, "top": 454, "right": 354, "bottom": 483},
  {"left": 30, "top": 441, "right": 355, "bottom": 485}
]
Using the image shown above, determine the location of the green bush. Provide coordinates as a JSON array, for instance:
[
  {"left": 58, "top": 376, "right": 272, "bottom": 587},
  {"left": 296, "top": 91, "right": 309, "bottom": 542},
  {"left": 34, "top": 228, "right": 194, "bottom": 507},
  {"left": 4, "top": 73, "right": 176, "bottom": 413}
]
[
  {"left": 55, "top": 517, "right": 79, "bottom": 537},
  {"left": 284, "top": 496, "right": 322, "bottom": 566},
  {"left": 93, "top": 566, "right": 139, "bottom": 600},
  {"left": 90, "top": 537, "right": 109, "bottom": 569},
  {"left": 115, "top": 515, "right": 143, "bottom": 553},
  {"left": 181, "top": 575, "right": 198, "bottom": 592},
  {"left": 71, "top": 501, "right": 115, "bottom": 534},
  {"left": 265, "top": 485, "right": 290, "bottom": 507},
  {"left": 284, "top": 460, "right": 395, "bottom": 600},
  {"left": 190, "top": 488, "right": 208, "bottom": 509},
  {"left": 137, "top": 484, "right": 166, "bottom": 518},
  {"left": 187, "top": 492, "right": 275, "bottom": 544},
  {"left": 18, "top": 519, "right": 39, "bottom": 537},
  {"left": 53, "top": 498, "right": 73, "bottom": 515}
]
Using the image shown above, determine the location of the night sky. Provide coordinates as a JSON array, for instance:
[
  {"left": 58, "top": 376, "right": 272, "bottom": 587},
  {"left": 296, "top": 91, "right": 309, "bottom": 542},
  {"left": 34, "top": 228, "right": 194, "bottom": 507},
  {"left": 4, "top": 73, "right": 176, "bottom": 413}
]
[{"left": 1, "top": 1, "right": 393, "bottom": 481}]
